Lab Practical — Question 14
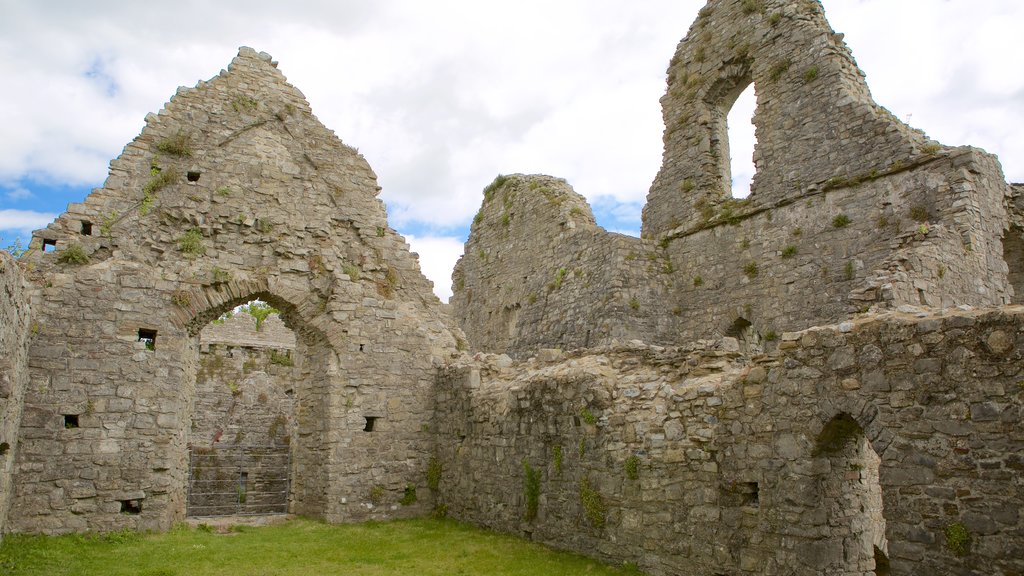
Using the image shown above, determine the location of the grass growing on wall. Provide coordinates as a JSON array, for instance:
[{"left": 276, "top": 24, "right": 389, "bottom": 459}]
[{"left": 0, "top": 518, "right": 641, "bottom": 575}]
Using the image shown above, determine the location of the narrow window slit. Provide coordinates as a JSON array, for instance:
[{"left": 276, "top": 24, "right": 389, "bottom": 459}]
[{"left": 363, "top": 417, "right": 378, "bottom": 432}]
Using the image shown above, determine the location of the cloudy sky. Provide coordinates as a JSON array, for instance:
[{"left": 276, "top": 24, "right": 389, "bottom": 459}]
[{"left": 1, "top": 1, "right": 1021, "bottom": 300}]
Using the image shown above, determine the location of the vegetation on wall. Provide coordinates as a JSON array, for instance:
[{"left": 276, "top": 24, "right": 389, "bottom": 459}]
[
  {"left": 579, "top": 477, "right": 606, "bottom": 528},
  {"left": 523, "top": 460, "right": 541, "bottom": 521}
]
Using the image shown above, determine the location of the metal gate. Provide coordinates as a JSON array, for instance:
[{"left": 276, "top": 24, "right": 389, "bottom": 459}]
[{"left": 186, "top": 445, "right": 290, "bottom": 517}]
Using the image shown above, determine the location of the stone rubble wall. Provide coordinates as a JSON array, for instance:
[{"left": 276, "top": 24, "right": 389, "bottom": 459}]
[
  {"left": 452, "top": 0, "right": 1014, "bottom": 358},
  {"left": 0, "top": 253, "right": 30, "bottom": 538},
  {"left": 452, "top": 175, "right": 674, "bottom": 356},
  {"left": 434, "top": 308, "right": 1024, "bottom": 575},
  {"left": 199, "top": 311, "right": 296, "bottom": 349},
  {"left": 7, "top": 47, "right": 459, "bottom": 534}
]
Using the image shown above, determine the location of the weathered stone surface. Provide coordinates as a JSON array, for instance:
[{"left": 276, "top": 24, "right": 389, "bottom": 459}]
[
  {"left": 434, "top": 309, "right": 1024, "bottom": 576},
  {"left": 453, "top": 0, "right": 1015, "bottom": 359},
  {"left": 1, "top": 2, "right": 1021, "bottom": 576},
  {"left": 7, "top": 46, "right": 461, "bottom": 533},
  {"left": 0, "top": 252, "right": 31, "bottom": 539}
]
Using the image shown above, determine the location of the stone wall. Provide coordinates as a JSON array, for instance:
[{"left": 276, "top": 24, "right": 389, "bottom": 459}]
[
  {"left": 451, "top": 175, "right": 672, "bottom": 356},
  {"left": 0, "top": 252, "right": 30, "bottom": 537},
  {"left": 452, "top": 0, "right": 1014, "bottom": 358},
  {"left": 7, "top": 47, "right": 459, "bottom": 534},
  {"left": 434, "top": 308, "right": 1024, "bottom": 575}
]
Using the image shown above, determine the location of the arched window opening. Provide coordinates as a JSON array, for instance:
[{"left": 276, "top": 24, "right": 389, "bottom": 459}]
[
  {"left": 815, "top": 413, "right": 889, "bottom": 574},
  {"left": 726, "top": 84, "right": 757, "bottom": 199}
]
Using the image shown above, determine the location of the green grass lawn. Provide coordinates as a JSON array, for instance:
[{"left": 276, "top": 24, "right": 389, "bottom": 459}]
[{"left": 0, "top": 517, "right": 640, "bottom": 575}]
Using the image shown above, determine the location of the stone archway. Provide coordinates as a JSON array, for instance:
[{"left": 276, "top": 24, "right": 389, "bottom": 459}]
[
  {"left": 813, "top": 413, "right": 889, "bottom": 575},
  {"left": 178, "top": 289, "right": 336, "bottom": 520}
]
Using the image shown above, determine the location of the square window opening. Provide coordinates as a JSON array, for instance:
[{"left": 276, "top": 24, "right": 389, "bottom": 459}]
[
  {"left": 64, "top": 414, "right": 80, "bottom": 429},
  {"left": 0, "top": 442, "right": 10, "bottom": 456},
  {"left": 119, "top": 499, "right": 142, "bottom": 515},
  {"left": 81, "top": 221, "right": 93, "bottom": 235},
  {"left": 42, "top": 239, "right": 57, "bottom": 252},
  {"left": 363, "top": 416, "right": 378, "bottom": 432},
  {"left": 138, "top": 328, "right": 157, "bottom": 351}
]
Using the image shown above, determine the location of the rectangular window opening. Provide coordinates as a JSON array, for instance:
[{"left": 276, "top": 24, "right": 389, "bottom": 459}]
[
  {"left": 186, "top": 171, "right": 201, "bottom": 182},
  {"left": 81, "top": 221, "right": 93, "bottom": 235},
  {"left": 742, "top": 481, "right": 759, "bottom": 507},
  {"left": 363, "top": 416, "right": 378, "bottom": 432},
  {"left": 63, "top": 414, "right": 79, "bottom": 429},
  {"left": 42, "top": 239, "right": 57, "bottom": 252},
  {"left": 138, "top": 328, "right": 157, "bottom": 351},
  {"left": 119, "top": 499, "right": 142, "bottom": 515}
]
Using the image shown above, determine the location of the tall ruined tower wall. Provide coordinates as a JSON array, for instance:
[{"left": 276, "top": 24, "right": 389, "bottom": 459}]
[
  {"left": 452, "top": 0, "right": 1016, "bottom": 357},
  {"left": 0, "top": 253, "right": 31, "bottom": 539}
]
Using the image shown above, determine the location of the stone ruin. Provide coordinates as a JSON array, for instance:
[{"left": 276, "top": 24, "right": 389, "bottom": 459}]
[{"left": 1, "top": 1, "right": 1021, "bottom": 575}]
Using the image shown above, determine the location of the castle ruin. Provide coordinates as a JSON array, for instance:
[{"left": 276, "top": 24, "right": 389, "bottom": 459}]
[{"left": 1, "top": 1, "right": 1021, "bottom": 575}]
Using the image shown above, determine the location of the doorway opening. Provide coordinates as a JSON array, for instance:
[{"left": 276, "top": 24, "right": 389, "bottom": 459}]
[
  {"left": 814, "top": 413, "right": 889, "bottom": 575},
  {"left": 185, "top": 296, "right": 322, "bottom": 518}
]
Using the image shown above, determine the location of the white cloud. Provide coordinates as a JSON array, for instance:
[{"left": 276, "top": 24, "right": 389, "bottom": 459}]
[
  {"left": 0, "top": 209, "right": 58, "bottom": 236},
  {"left": 1, "top": 0, "right": 1022, "bottom": 287},
  {"left": 404, "top": 235, "right": 466, "bottom": 302},
  {"left": 4, "top": 187, "right": 33, "bottom": 201}
]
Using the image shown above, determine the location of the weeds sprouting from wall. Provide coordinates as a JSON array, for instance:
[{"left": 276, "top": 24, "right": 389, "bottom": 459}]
[
  {"left": 483, "top": 174, "right": 510, "bottom": 203},
  {"left": 832, "top": 214, "right": 851, "bottom": 228},
  {"left": 343, "top": 263, "right": 360, "bottom": 282},
  {"left": 232, "top": 96, "right": 258, "bottom": 113},
  {"left": 179, "top": 228, "right": 206, "bottom": 257},
  {"left": 269, "top": 351, "right": 293, "bottom": 366},
  {"left": 944, "top": 522, "right": 971, "bottom": 556},
  {"left": 624, "top": 455, "right": 640, "bottom": 481},
  {"left": 427, "top": 457, "right": 442, "bottom": 492},
  {"left": 743, "top": 261, "right": 759, "bottom": 279},
  {"left": 56, "top": 243, "right": 89, "bottom": 265},
  {"left": 579, "top": 477, "right": 606, "bottom": 528},
  {"left": 769, "top": 59, "right": 791, "bottom": 81},
  {"left": 909, "top": 205, "right": 930, "bottom": 222},
  {"left": 156, "top": 131, "right": 193, "bottom": 157},
  {"left": 552, "top": 446, "right": 563, "bottom": 476},
  {"left": 580, "top": 408, "right": 597, "bottom": 426},
  {"left": 369, "top": 484, "right": 386, "bottom": 505},
  {"left": 523, "top": 460, "right": 541, "bottom": 521},
  {"left": 399, "top": 484, "right": 417, "bottom": 506},
  {"left": 172, "top": 291, "right": 191, "bottom": 308}
]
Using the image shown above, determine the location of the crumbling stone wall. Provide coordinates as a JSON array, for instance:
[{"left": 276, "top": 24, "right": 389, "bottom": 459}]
[
  {"left": 452, "top": 175, "right": 673, "bottom": 356},
  {"left": 7, "top": 47, "right": 459, "bottom": 534},
  {"left": 434, "top": 308, "right": 1024, "bottom": 575},
  {"left": 0, "top": 252, "right": 30, "bottom": 537},
  {"left": 452, "top": 0, "right": 1015, "bottom": 357}
]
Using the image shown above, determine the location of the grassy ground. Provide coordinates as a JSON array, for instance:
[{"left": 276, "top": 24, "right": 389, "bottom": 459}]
[{"left": 0, "top": 517, "right": 640, "bottom": 576}]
